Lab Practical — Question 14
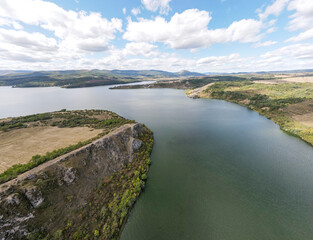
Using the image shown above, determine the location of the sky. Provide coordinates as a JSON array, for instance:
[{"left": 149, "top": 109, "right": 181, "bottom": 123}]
[{"left": 0, "top": 0, "right": 313, "bottom": 73}]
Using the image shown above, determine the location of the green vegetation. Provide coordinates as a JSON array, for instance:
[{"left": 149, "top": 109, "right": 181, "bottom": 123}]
[
  {"left": 0, "top": 109, "right": 133, "bottom": 132},
  {"left": 201, "top": 81, "right": 313, "bottom": 146},
  {"left": 0, "top": 110, "right": 135, "bottom": 183},
  {"left": 207, "top": 81, "right": 306, "bottom": 110}
]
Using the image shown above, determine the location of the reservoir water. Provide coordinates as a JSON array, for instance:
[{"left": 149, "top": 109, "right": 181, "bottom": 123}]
[{"left": 1, "top": 85, "right": 313, "bottom": 239}]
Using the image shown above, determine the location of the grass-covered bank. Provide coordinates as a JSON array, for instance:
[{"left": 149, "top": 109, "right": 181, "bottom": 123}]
[{"left": 186, "top": 81, "right": 313, "bottom": 146}]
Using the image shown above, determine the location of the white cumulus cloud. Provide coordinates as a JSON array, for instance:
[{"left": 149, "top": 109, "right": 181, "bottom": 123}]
[
  {"left": 197, "top": 54, "right": 242, "bottom": 66},
  {"left": 141, "top": 0, "right": 172, "bottom": 14},
  {"left": 124, "top": 42, "right": 158, "bottom": 57},
  {"left": 285, "top": 0, "right": 313, "bottom": 42},
  {"left": 287, "top": 28, "right": 313, "bottom": 42},
  {"left": 253, "top": 41, "right": 277, "bottom": 48},
  {"left": 0, "top": 0, "right": 122, "bottom": 59},
  {"left": 261, "top": 43, "right": 313, "bottom": 60},
  {"left": 287, "top": 0, "right": 313, "bottom": 31},
  {"left": 131, "top": 8, "right": 141, "bottom": 16},
  {"left": 124, "top": 9, "right": 263, "bottom": 49},
  {"left": 258, "top": 0, "right": 290, "bottom": 20}
]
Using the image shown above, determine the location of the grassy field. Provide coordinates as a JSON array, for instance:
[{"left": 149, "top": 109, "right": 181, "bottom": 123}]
[
  {"left": 0, "top": 126, "right": 102, "bottom": 173},
  {"left": 186, "top": 81, "right": 313, "bottom": 146},
  {"left": 0, "top": 109, "right": 134, "bottom": 183}
]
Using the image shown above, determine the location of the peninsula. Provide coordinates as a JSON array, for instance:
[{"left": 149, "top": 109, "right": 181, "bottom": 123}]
[{"left": 0, "top": 110, "right": 153, "bottom": 239}]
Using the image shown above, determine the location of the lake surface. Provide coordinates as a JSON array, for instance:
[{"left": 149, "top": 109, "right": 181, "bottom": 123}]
[{"left": 1, "top": 85, "right": 313, "bottom": 240}]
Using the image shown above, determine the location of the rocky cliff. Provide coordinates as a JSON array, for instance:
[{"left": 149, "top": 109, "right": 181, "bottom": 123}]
[{"left": 0, "top": 123, "right": 153, "bottom": 239}]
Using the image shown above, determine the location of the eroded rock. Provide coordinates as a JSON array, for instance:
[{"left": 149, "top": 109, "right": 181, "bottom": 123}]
[
  {"left": 132, "top": 138, "right": 142, "bottom": 150},
  {"left": 63, "top": 167, "right": 77, "bottom": 185},
  {"left": 4, "top": 193, "right": 20, "bottom": 206},
  {"left": 24, "top": 187, "right": 44, "bottom": 208}
]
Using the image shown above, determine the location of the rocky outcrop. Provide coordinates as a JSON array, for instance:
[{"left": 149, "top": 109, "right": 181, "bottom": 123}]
[{"left": 0, "top": 123, "right": 152, "bottom": 240}]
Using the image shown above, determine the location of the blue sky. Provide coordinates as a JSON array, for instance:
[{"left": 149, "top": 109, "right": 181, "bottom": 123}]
[{"left": 0, "top": 0, "right": 313, "bottom": 72}]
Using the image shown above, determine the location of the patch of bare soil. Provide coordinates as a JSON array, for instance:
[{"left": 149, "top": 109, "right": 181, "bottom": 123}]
[
  {"left": 292, "top": 113, "right": 313, "bottom": 127},
  {"left": 286, "top": 100, "right": 313, "bottom": 127},
  {"left": 239, "top": 99, "right": 251, "bottom": 105},
  {"left": 0, "top": 126, "right": 103, "bottom": 173}
]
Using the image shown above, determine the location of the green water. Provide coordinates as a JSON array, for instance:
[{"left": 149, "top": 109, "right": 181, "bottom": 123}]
[{"left": 0, "top": 86, "right": 313, "bottom": 239}]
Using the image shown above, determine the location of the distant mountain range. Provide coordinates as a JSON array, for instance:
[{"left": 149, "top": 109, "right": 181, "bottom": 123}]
[
  {"left": 0, "top": 69, "right": 206, "bottom": 77},
  {"left": 0, "top": 70, "right": 31, "bottom": 76},
  {"left": 1, "top": 68, "right": 312, "bottom": 88},
  {"left": 0, "top": 69, "right": 206, "bottom": 88},
  {"left": 2, "top": 68, "right": 313, "bottom": 78}
]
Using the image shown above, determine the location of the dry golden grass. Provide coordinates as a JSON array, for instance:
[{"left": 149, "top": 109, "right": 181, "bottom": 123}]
[
  {"left": 0, "top": 126, "right": 103, "bottom": 173},
  {"left": 254, "top": 76, "right": 313, "bottom": 84}
]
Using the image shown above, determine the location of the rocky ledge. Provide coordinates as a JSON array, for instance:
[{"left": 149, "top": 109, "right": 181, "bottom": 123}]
[{"left": 0, "top": 123, "right": 153, "bottom": 240}]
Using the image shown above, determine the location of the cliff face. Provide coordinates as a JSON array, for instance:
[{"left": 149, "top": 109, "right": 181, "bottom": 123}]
[{"left": 0, "top": 123, "right": 153, "bottom": 240}]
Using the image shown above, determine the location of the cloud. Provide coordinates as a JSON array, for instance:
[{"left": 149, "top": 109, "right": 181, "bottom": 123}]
[
  {"left": 131, "top": 8, "right": 141, "bottom": 16},
  {"left": 195, "top": 44, "right": 313, "bottom": 72},
  {"left": 253, "top": 40, "right": 277, "bottom": 47},
  {"left": 99, "top": 52, "right": 195, "bottom": 71},
  {"left": 0, "top": 17, "right": 23, "bottom": 30},
  {"left": 0, "top": 28, "right": 57, "bottom": 51},
  {"left": 284, "top": 0, "right": 313, "bottom": 42},
  {"left": 0, "top": 0, "right": 122, "bottom": 56},
  {"left": 266, "top": 27, "right": 277, "bottom": 33},
  {"left": 1, "top": 0, "right": 312, "bottom": 73},
  {"left": 141, "top": 0, "right": 172, "bottom": 14},
  {"left": 287, "top": 0, "right": 313, "bottom": 31},
  {"left": 0, "top": 28, "right": 63, "bottom": 62},
  {"left": 286, "top": 28, "right": 313, "bottom": 42},
  {"left": 0, "top": 28, "right": 89, "bottom": 63},
  {"left": 197, "top": 53, "right": 242, "bottom": 66},
  {"left": 123, "top": 42, "right": 158, "bottom": 57},
  {"left": 261, "top": 43, "right": 313, "bottom": 59},
  {"left": 258, "top": 0, "right": 290, "bottom": 20},
  {"left": 2, "top": 43, "right": 313, "bottom": 73},
  {"left": 124, "top": 9, "right": 263, "bottom": 49}
]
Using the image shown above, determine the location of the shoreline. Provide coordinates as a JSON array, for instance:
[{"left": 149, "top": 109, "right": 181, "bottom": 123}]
[{"left": 185, "top": 82, "right": 313, "bottom": 148}]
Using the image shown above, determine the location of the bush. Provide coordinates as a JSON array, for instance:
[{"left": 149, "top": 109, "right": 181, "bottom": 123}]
[{"left": 94, "top": 230, "right": 100, "bottom": 237}]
